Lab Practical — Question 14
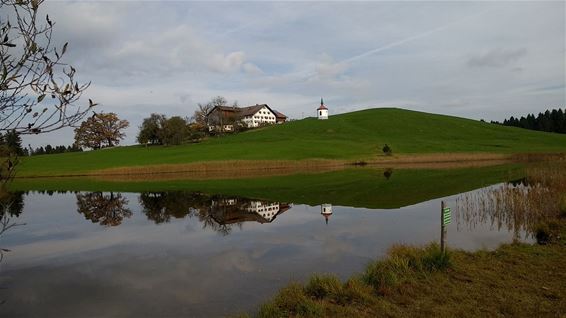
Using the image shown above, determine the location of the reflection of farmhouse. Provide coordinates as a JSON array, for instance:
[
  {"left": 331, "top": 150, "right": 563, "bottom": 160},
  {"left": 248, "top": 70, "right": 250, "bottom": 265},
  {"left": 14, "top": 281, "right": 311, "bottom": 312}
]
[
  {"left": 206, "top": 104, "right": 287, "bottom": 132},
  {"left": 210, "top": 197, "right": 290, "bottom": 225}
]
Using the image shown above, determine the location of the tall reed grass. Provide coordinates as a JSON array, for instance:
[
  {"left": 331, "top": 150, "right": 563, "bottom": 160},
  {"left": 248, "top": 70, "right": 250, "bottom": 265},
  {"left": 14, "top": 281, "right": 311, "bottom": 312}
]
[{"left": 456, "top": 162, "right": 566, "bottom": 242}]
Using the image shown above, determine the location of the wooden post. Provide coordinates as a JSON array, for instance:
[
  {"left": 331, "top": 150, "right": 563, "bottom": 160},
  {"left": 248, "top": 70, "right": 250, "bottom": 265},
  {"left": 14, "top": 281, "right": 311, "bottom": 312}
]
[{"left": 441, "top": 200, "right": 446, "bottom": 254}]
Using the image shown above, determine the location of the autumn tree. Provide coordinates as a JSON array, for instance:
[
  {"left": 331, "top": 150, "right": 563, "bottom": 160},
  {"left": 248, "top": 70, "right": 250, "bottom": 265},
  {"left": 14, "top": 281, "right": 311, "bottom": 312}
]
[
  {"left": 137, "top": 113, "right": 165, "bottom": 145},
  {"left": 74, "top": 112, "right": 129, "bottom": 150}
]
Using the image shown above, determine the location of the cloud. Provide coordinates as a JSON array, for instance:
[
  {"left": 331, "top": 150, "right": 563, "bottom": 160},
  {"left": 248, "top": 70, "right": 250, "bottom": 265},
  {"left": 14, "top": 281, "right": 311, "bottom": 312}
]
[{"left": 467, "top": 48, "right": 527, "bottom": 68}]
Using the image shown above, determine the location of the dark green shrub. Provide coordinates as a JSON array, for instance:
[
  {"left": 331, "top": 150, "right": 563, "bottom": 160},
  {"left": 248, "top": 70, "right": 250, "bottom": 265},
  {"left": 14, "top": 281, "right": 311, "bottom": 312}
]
[{"left": 382, "top": 144, "right": 392, "bottom": 156}]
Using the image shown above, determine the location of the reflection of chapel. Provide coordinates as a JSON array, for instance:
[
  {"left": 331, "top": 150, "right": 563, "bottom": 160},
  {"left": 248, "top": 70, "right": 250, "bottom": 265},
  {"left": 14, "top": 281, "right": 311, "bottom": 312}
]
[{"left": 321, "top": 203, "right": 333, "bottom": 224}]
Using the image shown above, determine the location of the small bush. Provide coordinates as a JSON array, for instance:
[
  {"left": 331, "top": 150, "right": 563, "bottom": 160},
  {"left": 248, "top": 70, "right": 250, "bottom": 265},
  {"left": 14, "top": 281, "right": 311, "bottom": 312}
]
[
  {"left": 382, "top": 144, "right": 393, "bottom": 156},
  {"left": 304, "top": 274, "right": 342, "bottom": 300},
  {"left": 362, "top": 243, "right": 451, "bottom": 294},
  {"left": 336, "top": 278, "right": 374, "bottom": 305},
  {"left": 257, "top": 283, "right": 323, "bottom": 318}
]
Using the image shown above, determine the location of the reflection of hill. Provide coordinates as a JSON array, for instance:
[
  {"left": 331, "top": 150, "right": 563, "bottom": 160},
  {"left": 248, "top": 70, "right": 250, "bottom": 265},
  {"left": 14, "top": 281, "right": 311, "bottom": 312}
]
[
  {"left": 11, "top": 165, "right": 523, "bottom": 209},
  {"left": 139, "top": 191, "right": 290, "bottom": 235}
]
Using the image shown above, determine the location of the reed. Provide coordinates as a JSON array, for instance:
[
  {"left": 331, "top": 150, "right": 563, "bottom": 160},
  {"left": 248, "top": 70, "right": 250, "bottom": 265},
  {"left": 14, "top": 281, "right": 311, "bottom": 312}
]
[{"left": 456, "top": 162, "right": 566, "bottom": 241}]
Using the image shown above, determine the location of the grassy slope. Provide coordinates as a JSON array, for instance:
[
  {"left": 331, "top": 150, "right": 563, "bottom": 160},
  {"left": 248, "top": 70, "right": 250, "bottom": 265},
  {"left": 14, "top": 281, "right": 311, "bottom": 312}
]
[
  {"left": 10, "top": 165, "right": 523, "bottom": 209},
  {"left": 17, "top": 108, "right": 566, "bottom": 176}
]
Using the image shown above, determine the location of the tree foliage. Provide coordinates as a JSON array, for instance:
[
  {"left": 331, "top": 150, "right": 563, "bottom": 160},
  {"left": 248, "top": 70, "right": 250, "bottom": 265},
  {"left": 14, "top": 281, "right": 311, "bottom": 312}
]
[
  {"left": 493, "top": 108, "right": 566, "bottom": 134},
  {"left": 0, "top": 130, "right": 23, "bottom": 156},
  {"left": 28, "top": 143, "right": 81, "bottom": 155},
  {"left": 137, "top": 114, "right": 202, "bottom": 146},
  {"left": 74, "top": 112, "right": 129, "bottom": 150},
  {"left": 159, "top": 116, "right": 190, "bottom": 146},
  {"left": 137, "top": 113, "right": 165, "bottom": 145},
  {"left": 0, "top": 0, "right": 95, "bottom": 135}
]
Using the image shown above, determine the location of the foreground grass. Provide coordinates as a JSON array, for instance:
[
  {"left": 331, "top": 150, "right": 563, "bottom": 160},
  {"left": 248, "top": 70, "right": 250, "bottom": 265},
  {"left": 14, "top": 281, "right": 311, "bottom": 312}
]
[
  {"left": 17, "top": 108, "right": 566, "bottom": 177},
  {"left": 253, "top": 239, "right": 566, "bottom": 318}
]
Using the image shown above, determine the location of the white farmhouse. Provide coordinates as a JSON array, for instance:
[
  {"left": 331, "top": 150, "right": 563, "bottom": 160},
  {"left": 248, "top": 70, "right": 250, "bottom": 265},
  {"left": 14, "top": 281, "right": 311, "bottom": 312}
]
[
  {"left": 317, "top": 98, "right": 329, "bottom": 120},
  {"left": 240, "top": 104, "right": 278, "bottom": 128},
  {"left": 206, "top": 104, "right": 287, "bottom": 132}
]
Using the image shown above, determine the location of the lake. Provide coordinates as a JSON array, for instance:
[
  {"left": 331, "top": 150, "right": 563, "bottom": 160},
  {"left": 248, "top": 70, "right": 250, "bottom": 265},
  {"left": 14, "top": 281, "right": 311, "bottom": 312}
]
[{"left": 0, "top": 170, "right": 531, "bottom": 317}]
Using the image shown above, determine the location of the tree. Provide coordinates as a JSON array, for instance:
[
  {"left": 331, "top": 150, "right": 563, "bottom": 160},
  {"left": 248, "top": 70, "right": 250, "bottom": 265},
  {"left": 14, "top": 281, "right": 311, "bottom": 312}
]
[
  {"left": 137, "top": 113, "right": 165, "bottom": 145},
  {"left": 158, "top": 116, "right": 190, "bottom": 145},
  {"left": 0, "top": 130, "right": 24, "bottom": 156},
  {"left": 0, "top": 0, "right": 94, "bottom": 135},
  {"left": 74, "top": 112, "right": 129, "bottom": 150}
]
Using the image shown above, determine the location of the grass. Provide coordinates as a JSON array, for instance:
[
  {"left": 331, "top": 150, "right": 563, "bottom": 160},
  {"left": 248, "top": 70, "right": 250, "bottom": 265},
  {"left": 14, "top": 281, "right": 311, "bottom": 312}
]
[
  {"left": 257, "top": 217, "right": 566, "bottom": 317},
  {"left": 8, "top": 165, "right": 523, "bottom": 209},
  {"left": 16, "top": 108, "right": 566, "bottom": 177},
  {"left": 252, "top": 241, "right": 566, "bottom": 318}
]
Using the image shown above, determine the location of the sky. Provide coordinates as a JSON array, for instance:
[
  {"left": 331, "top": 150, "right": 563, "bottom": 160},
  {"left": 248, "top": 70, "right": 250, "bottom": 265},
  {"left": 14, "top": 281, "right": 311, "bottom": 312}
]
[{"left": 21, "top": 1, "right": 566, "bottom": 147}]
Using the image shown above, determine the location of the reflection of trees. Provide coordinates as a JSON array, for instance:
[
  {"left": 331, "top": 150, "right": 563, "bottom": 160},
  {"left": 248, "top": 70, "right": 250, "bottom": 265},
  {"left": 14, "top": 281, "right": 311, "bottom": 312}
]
[
  {"left": 139, "top": 192, "right": 207, "bottom": 224},
  {"left": 0, "top": 189, "right": 26, "bottom": 263},
  {"left": 0, "top": 190, "right": 24, "bottom": 218},
  {"left": 76, "top": 192, "right": 132, "bottom": 227},
  {"left": 139, "top": 192, "right": 288, "bottom": 236}
]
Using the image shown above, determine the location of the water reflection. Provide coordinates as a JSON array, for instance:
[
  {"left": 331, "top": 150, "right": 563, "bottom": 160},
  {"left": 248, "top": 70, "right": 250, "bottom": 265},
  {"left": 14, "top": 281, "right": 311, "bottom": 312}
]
[
  {"left": 321, "top": 203, "right": 333, "bottom": 224},
  {"left": 139, "top": 191, "right": 291, "bottom": 235},
  {"left": 76, "top": 192, "right": 133, "bottom": 227},
  {"left": 0, "top": 185, "right": 528, "bottom": 317},
  {"left": 455, "top": 179, "right": 544, "bottom": 240},
  {"left": 383, "top": 168, "right": 393, "bottom": 180}
]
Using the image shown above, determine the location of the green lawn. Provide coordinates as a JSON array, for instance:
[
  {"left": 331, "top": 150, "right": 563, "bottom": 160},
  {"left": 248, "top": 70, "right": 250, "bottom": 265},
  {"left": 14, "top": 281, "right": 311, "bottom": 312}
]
[
  {"left": 10, "top": 165, "right": 523, "bottom": 209},
  {"left": 17, "top": 108, "right": 566, "bottom": 177}
]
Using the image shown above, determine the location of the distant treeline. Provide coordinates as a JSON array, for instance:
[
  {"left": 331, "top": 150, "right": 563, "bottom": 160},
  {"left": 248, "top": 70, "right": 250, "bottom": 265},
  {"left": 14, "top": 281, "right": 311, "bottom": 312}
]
[
  {"left": 0, "top": 130, "right": 82, "bottom": 157},
  {"left": 492, "top": 108, "right": 566, "bottom": 134},
  {"left": 29, "top": 144, "right": 83, "bottom": 156}
]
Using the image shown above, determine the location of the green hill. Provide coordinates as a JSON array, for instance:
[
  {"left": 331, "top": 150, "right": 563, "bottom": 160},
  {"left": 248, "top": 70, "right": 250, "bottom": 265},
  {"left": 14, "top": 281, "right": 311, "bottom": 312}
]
[{"left": 16, "top": 108, "right": 566, "bottom": 177}]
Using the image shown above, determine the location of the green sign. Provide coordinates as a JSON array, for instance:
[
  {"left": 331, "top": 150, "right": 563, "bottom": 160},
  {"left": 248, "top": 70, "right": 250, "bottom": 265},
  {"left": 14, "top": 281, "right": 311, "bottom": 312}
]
[{"left": 442, "top": 207, "right": 451, "bottom": 225}]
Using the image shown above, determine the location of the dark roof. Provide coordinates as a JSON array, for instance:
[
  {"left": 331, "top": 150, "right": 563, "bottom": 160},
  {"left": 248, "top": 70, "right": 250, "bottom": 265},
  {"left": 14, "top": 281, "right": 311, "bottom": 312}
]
[
  {"left": 206, "top": 106, "right": 239, "bottom": 117},
  {"left": 208, "top": 104, "right": 282, "bottom": 118},
  {"left": 273, "top": 110, "right": 287, "bottom": 119},
  {"left": 239, "top": 104, "right": 268, "bottom": 117}
]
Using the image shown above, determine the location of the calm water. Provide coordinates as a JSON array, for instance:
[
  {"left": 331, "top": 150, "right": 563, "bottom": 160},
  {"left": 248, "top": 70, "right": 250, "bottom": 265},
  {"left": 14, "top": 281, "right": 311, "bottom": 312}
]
[{"left": 0, "top": 186, "right": 530, "bottom": 317}]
